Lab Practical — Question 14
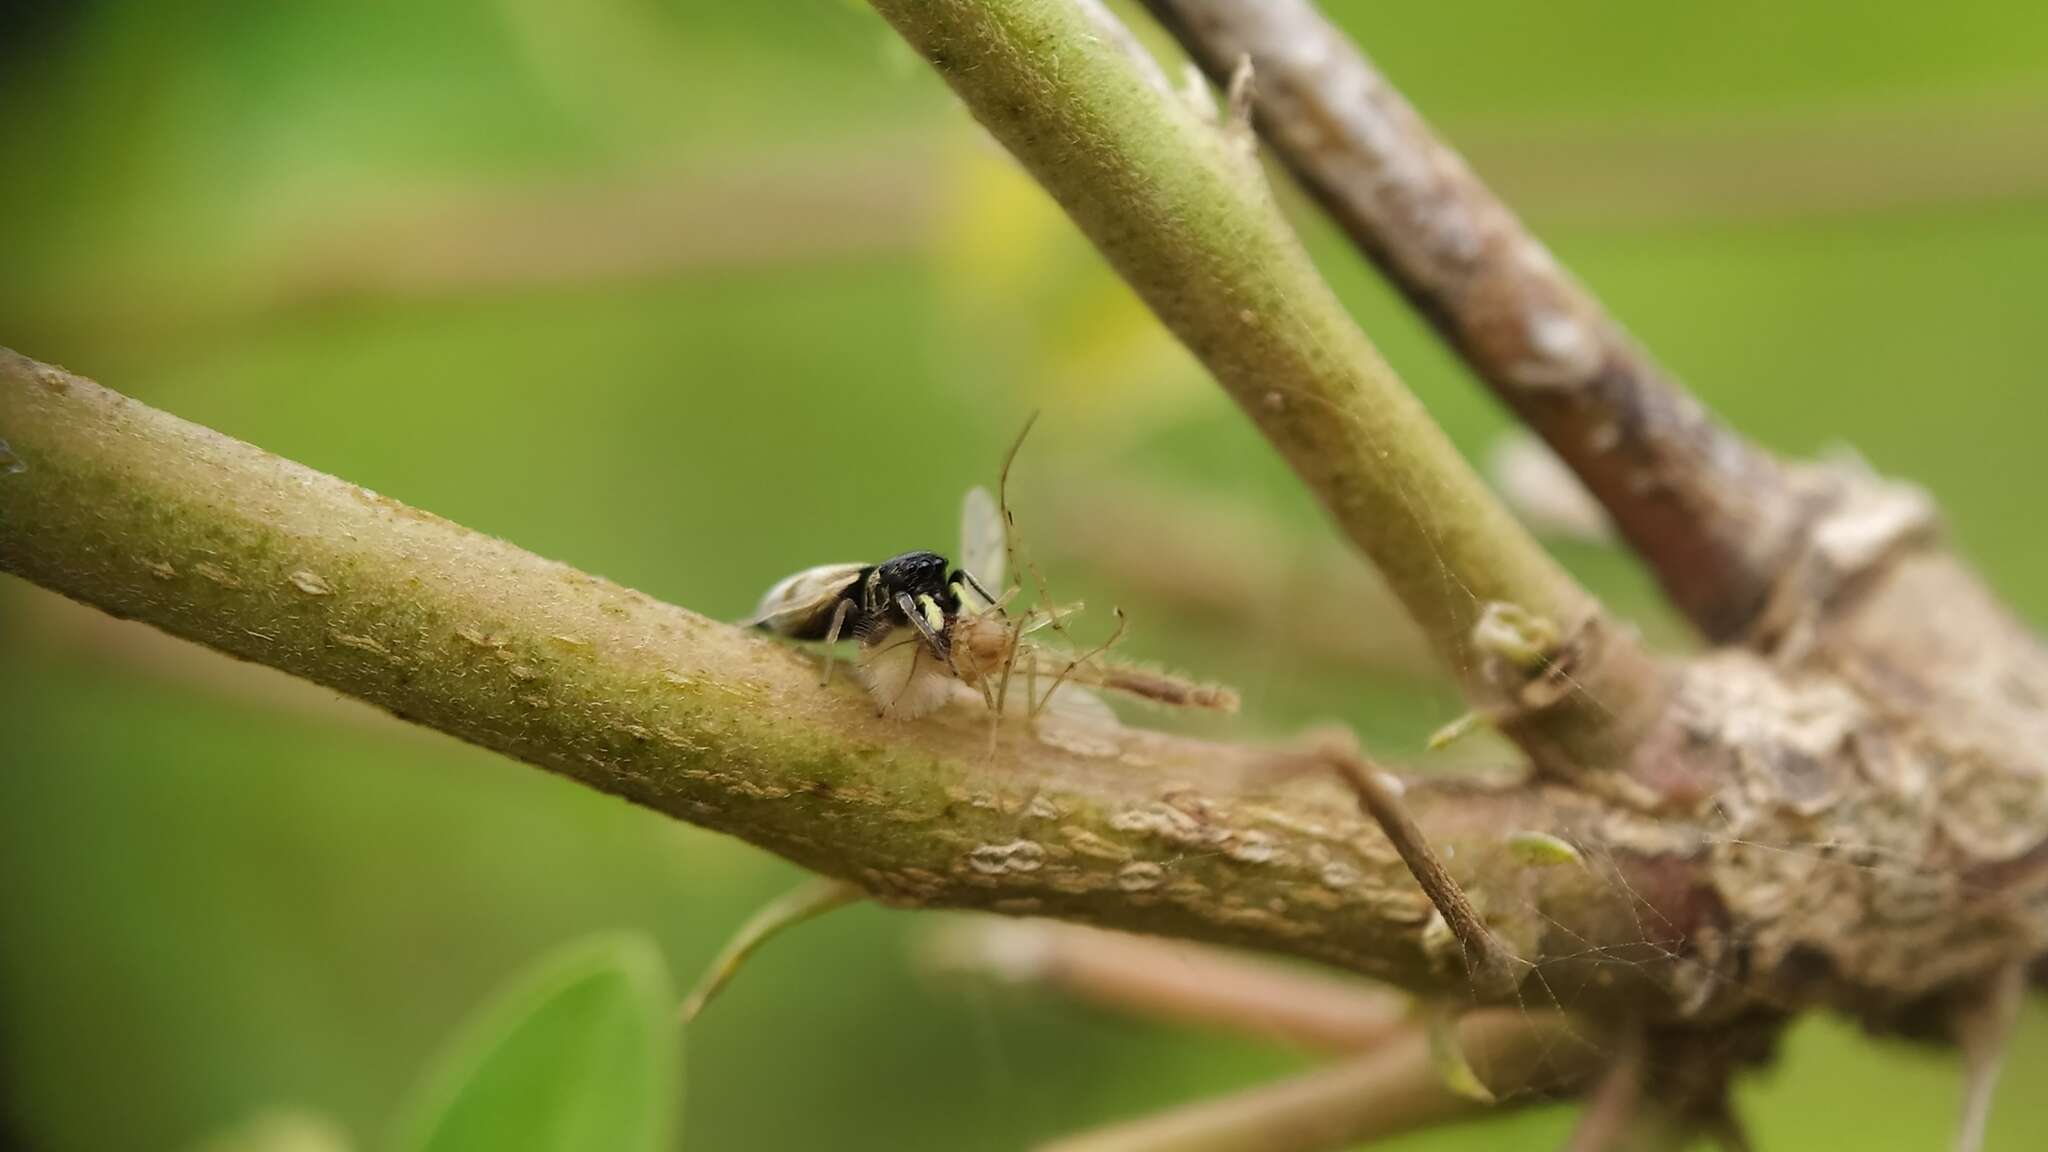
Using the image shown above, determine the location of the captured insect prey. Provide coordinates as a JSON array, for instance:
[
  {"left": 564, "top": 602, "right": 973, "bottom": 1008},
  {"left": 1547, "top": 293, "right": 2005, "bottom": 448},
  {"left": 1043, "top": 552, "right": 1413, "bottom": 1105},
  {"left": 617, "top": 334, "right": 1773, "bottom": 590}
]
[
  {"left": 746, "top": 510, "right": 1239, "bottom": 723},
  {"left": 745, "top": 425, "right": 1238, "bottom": 724},
  {"left": 745, "top": 545, "right": 999, "bottom": 718}
]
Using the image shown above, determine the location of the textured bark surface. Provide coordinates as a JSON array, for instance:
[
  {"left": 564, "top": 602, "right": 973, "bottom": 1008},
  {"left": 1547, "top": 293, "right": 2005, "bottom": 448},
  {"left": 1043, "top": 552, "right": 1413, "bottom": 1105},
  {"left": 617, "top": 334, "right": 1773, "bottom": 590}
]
[
  {"left": 6, "top": 336, "right": 2043, "bottom": 1048},
  {"left": 0, "top": 350, "right": 1678, "bottom": 1005},
  {"left": 1117, "top": 0, "right": 2048, "bottom": 1049}
]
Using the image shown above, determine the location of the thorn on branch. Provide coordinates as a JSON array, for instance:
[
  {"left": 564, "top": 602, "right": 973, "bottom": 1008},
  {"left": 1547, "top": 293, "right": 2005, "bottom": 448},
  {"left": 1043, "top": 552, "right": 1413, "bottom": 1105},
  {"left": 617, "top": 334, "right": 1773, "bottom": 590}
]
[
  {"left": 1313, "top": 734, "right": 1530, "bottom": 998},
  {"left": 1422, "top": 1003, "right": 1496, "bottom": 1103}
]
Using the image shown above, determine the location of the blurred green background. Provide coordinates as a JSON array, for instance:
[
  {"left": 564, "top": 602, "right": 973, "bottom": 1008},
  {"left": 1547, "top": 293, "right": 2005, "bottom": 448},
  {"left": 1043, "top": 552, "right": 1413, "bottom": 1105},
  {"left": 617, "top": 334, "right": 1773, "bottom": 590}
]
[{"left": 4, "top": 0, "right": 2048, "bottom": 1148}]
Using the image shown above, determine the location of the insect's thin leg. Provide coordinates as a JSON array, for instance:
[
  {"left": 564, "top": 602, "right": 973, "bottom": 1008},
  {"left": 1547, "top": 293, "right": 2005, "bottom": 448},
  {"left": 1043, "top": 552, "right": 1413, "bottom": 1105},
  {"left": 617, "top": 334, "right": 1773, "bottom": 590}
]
[
  {"left": 1026, "top": 636, "right": 1041, "bottom": 717},
  {"left": 1026, "top": 557, "right": 1064, "bottom": 711},
  {"left": 866, "top": 631, "right": 925, "bottom": 668},
  {"left": 885, "top": 643, "right": 921, "bottom": 716},
  {"left": 858, "top": 630, "right": 922, "bottom": 716},
  {"left": 1016, "top": 554, "right": 1095, "bottom": 721},
  {"left": 957, "top": 623, "right": 1002, "bottom": 716},
  {"left": 1346, "top": 748, "right": 1528, "bottom": 997},
  {"left": 1026, "top": 557, "right": 1083, "bottom": 651},
  {"left": 871, "top": 642, "right": 902, "bottom": 717},
  {"left": 977, "top": 672, "right": 1003, "bottom": 754},
  {"left": 991, "top": 411, "right": 1037, "bottom": 722},
  {"left": 945, "top": 612, "right": 1002, "bottom": 727},
  {"left": 897, "top": 639, "right": 929, "bottom": 713},
  {"left": 1035, "top": 608, "right": 1127, "bottom": 723},
  {"left": 992, "top": 612, "right": 1026, "bottom": 726},
  {"left": 818, "top": 598, "right": 853, "bottom": 688},
  {"left": 997, "top": 413, "right": 1038, "bottom": 598},
  {"left": 971, "top": 664, "right": 998, "bottom": 717}
]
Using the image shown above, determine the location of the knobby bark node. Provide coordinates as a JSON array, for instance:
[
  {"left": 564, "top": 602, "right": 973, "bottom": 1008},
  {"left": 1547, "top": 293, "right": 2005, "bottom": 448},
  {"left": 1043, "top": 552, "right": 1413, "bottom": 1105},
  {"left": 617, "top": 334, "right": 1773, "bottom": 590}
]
[{"left": 1134, "top": 0, "right": 2048, "bottom": 1045}]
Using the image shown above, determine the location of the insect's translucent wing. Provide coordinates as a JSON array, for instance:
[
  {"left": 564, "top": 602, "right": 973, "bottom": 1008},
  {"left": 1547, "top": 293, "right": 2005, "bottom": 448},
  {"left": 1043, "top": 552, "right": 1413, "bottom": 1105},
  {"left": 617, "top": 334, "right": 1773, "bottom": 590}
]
[
  {"left": 1033, "top": 681, "right": 1121, "bottom": 729},
  {"left": 741, "top": 564, "right": 864, "bottom": 635},
  {"left": 745, "top": 598, "right": 834, "bottom": 635},
  {"left": 959, "top": 485, "right": 1006, "bottom": 599}
]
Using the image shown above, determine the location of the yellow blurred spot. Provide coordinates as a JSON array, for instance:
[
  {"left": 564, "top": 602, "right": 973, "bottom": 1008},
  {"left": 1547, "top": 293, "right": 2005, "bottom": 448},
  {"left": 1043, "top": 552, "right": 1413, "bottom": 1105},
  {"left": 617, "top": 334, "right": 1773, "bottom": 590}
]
[{"left": 932, "top": 135, "right": 1211, "bottom": 440}]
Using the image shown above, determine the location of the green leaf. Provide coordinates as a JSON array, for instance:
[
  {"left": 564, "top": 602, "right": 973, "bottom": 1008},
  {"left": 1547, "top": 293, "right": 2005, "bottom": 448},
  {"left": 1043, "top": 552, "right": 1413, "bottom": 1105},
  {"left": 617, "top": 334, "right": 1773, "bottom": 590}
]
[
  {"left": 1425, "top": 710, "right": 1484, "bottom": 751},
  {"left": 1504, "top": 830, "right": 1585, "bottom": 868},
  {"left": 393, "top": 934, "right": 679, "bottom": 1152}
]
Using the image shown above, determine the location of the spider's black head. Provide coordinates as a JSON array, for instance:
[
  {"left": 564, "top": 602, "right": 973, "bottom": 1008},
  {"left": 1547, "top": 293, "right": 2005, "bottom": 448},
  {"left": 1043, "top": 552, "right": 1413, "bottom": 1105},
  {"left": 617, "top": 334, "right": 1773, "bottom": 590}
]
[{"left": 870, "top": 550, "right": 958, "bottom": 612}]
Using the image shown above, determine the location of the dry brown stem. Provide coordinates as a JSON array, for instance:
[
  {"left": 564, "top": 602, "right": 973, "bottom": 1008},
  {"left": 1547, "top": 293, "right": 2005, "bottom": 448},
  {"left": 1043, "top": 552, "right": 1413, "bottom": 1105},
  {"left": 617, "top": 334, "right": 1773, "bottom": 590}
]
[
  {"left": 1032, "top": 1009, "right": 1593, "bottom": 1152},
  {"left": 1320, "top": 745, "right": 1527, "bottom": 997},
  {"left": 926, "top": 920, "right": 1411, "bottom": 1053},
  {"left": 1142, "top": 0, "right": 1808, "bottom": 642}
]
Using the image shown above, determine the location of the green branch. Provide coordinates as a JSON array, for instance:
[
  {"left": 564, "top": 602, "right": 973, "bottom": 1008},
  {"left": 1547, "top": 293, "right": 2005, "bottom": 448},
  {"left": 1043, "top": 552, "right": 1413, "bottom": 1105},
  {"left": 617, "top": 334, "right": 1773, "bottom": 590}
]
[
  {"left": 864, "top": 0, "right": 1662, "bottom": 766},
  {"left": 0, "top": 348, "right": 1672, "bottom": 1007}
]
